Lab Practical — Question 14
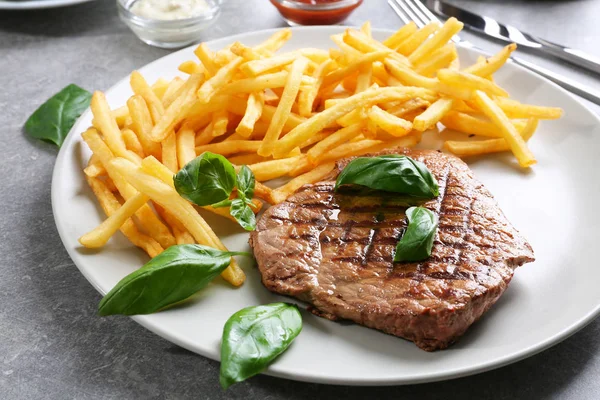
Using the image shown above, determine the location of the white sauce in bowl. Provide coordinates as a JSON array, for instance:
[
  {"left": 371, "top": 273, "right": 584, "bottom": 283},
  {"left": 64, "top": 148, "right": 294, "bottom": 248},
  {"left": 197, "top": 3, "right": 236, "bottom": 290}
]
[{"left": 130, "top": 0, "right": 210, "bottom": 20}]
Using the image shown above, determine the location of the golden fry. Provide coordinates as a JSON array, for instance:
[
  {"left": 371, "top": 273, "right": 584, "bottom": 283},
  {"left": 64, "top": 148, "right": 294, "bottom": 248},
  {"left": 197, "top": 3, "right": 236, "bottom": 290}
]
[
  {"left": 84, "top": 176, "right": 163, "bottom": 257},
  {"left": 413, "top": 98, "right": 454, "bottom": 131},
  {"left": 111, "top": 157, "right": 245, "bottom": 286},
  {"left": 196, "top": 140, "right": 261, "bottom": 156},
  {"left": 248, "top": 156, "right": 302, "bottom": 181},
  {"left": 494, "top": 97, "right": 563, "bottom": 119},
  {"left": 176, "top": 124, "right": 196, "bottom": 169},
  {"left": 463, "top": 44, "right": 517, "bottom": 77},
  {"left": 236, "top": 92, "right": 264, "bottom": 137},
  {"left": 126, "top": 95, "right": 162, "bottom": 158},
  {"left": 368, "top": 106, "right": 413, "bottom": 136},
  {"left": 437, "top": 69, "right": 508, "bottom": 97},
  {"left": 307, "top": 123, "right": 364, "bottom": 163},
  {"left": 396, "top": 22, "right": 440, "bottom": 56},
  {"left": 383, "top": 22, "right": 418, "bottom": 49},
  {"left": 122, "top": 128, "right": 145, "bottom": 158},
  {"left": 473, "top": 91, "right": 536, "bottom": 167},
  {"left": 194, "top": 43, "right": 219, "bottom": 76},
  {"left": 271, "top": 162, "right": 336, "bottom": 204},
  {"left": 91, "top": 92, "right": 141, "bottom": 164},
  {"left": 409, "top": 18, "right": 463, "bottom": 64},
  {"left": 258, "top": 57, "right": 309, "bottom": 157},
  {"left": 197, "top": 57, "right": 242, "bottom": 104}
]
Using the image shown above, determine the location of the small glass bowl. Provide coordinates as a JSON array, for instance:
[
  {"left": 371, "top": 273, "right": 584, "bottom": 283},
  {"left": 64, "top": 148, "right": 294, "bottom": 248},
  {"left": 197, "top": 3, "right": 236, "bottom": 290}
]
[
  {"left": 269, "top": 0, "right": 363, "bottom": 26},
  {"left": 117, "top": 0, "right": 221, "bottom": 49}
]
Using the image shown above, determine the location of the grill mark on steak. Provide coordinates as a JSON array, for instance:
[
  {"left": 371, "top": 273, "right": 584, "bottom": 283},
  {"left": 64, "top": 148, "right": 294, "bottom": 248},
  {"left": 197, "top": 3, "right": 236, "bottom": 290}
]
[{"left": 250, "top": 148, "right": 534, "bottom": 351}]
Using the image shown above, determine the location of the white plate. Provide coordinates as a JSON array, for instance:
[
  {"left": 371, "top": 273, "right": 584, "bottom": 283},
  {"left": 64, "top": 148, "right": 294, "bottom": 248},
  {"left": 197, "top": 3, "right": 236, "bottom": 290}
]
[
  {"left": 52, "top": 26, "right": 600, "bottom": 385},
  {"left": 0, "top": 0, "right": 94, "bottom": 10}
]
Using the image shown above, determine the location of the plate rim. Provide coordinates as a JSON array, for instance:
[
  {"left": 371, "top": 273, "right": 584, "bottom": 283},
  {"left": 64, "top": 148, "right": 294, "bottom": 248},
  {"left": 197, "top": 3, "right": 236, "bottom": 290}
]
[
  {"left": 0, "top": 0, "right": 94, "bottom": 10},
  {"left": 51, "top": 25, "right": 600, "bottom": 386}
]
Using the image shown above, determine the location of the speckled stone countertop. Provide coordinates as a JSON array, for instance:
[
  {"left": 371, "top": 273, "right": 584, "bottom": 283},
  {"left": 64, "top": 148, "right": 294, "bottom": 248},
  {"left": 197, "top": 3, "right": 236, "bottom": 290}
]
[{"left": 1, "top": 0, "right": 600, "bottom": 398}]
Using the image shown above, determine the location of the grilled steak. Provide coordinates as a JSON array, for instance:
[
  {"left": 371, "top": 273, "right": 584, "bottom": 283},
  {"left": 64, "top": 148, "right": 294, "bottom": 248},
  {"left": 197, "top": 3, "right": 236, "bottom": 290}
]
[{"left": 250, "top": 149, "right": 534, "bottom": 351}]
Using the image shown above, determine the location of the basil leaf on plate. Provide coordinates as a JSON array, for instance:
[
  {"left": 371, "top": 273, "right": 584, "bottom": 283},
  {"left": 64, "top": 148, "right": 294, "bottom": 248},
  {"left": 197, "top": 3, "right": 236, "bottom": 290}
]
[
  {"left": 229, "top": 198, "right": 256, "bottom": 231},
  {"left": 335, "top": 155, "right": 439, "bottom": 198},
  {"left": 394, "top": 206, "right": 438, "bottom": 262},
  {"left": 236, "top": 165, "right": 255, "bottom": 202},
  {"left": 98, "top": 244, "right": 250, "bottom": 316},
  {"left": 24, "top": 84, "right": 92, "bottom": 147},
  {"left": 174, "top": 152, "right": 236, "bottom": 206},
  {"left": 220, "top": 303, "right": 302, "bottom": 389}
]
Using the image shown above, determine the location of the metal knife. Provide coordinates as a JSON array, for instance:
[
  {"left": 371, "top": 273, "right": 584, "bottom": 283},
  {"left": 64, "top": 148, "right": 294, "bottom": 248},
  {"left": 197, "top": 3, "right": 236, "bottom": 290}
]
[{"left": 425, "top": 0, "right": 600, "bottom": 75}]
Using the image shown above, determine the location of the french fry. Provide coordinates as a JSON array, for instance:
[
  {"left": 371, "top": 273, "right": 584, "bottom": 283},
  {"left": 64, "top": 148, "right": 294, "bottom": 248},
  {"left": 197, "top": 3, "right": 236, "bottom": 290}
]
[
  {"left": 254, "top": 181, "right": 274, "bottom": 204},
  {"left": 241, "top": 53, "right": 296, "bottom": 76},
  {"left": 355, "top": 62, "right": 372, "bottom": 93},
  {"left": 197, "top": 57, "right": 242, "bottom": 104},
  {"left": 151, "top": 73, "right": 204, "bottom": 142},
  {"left": 413, "top": 98, "right": 454, "bottom": 131},
  {"left": 273, "top": 86, "right": 435, "bottom": 158},
  {"left": 82, "top": 128, "right": 176, "bottom": 249},
  {"left": 248, "top": 156, "right": 302, "bottom": 181},
  {"left": 438, "top": 69, "right": 508, "bottom": 97},
  {"left": 195, "top": 120, "right": 215, "bottom": 146},
  {"left": 383, "top": 22, "right": 418, "bottom": 49},
  {"left": 230, "top": 41, "right": 263, "bottom": 61},
  {"left": 396, "top": 22, "right": 440, "bottom": 56},
  {"left": 298, "top": 59, "right": 334, "bottom": 117},
  {"left": 154, "top": 204, "right": 195, "bottom": 245},
  {"left": 161, "top": 77, "right": 186, "bottom": 108},
  {"left": 321, "top": 51, "right": 390, "bottom": 90},
  {"left": 472, "top": 91, "right": 536, "bottom": 167},
  {"left": 368, "top": 106, "right": 413, "bottom": 136},
  {"left": 337, "top": 107, "right": 368, "bottom": 127},
  {"left": 409, "top": 18, "right": 463, "bottom": 64},
  {"left": 441, "top": 111, "right": 527, "bottom": 138},
  {"left": 415, "top": 44, "right": 457, "bottom": 77},
  {"left": 130, "top": 71, "right": 165, "bottom": 123},
  {"left": 494, "top": 97, "right": 563, "bottom": 119},
  {"left": 463, "top": 44, "right": 517, "bottom": 77},
  {"left": 84, "top": 176, "right": 163, "bottom": 257},
  {"left": 151, "top": 78, "right": 170, "bottom": 100},
  {"left": 176, "top": 124, "right": 196, "bottom": 169},
  {"left": 218, "top": 71, "right": 314, "bottom": 95},
  {"left": 196, "top": 140, "right": 261, "bottom": 156},
  {"left": 84, "top": 155, "right": 106, "bottom": 178},
  {"left": 112, "top": 106, "right": 130, "bottom": 128},
  {"left": 229, "top": 153, "right": 268, "bottom": 165},
  {"left": 342, "top": 29, "right": 408, "bottom": 66},
  {"left": 194, "top": 43, "right": 219, "bottom": 76},
  {"left": 178, "top": 60, "right": 204, "bottom": 75},
  {"left": 386, "top": 98, "right": 430, "bottom": 117},
  {"left": 258, "top": 57, "right": 309, "bottom": 157},
  {"left": 271, "top": 162, "right": 336, "bottom": 204},
  {"left": 127, "top": 96, "right": 162, "bottom": 159},
  {"left": 91, "top": 92, "right": 141, "bottom": 164},
  {"left": 254, "top": 28, "right": 292, "bottom": 53},
  {"left": 236, "top": 92, "right": 264, "bottom": 137},
  {"left": 211, "top": 109, "right": 229, "bottom": 137},
  {"left": 384, "top": 59, "right": 438, "bottom": 89},
  {"left": 162, "top": 132, "right": 178, "bottom": 173},
  {"left": 445, "top": 118, "right": 539, "bottom": 157},
  {"left": 122, "top": 128, "right": 145, "bottom": 158},
  {"left": 79, "top": 192, "right": 150, "bottom": 248},
  {"left": 110, "top": 157, "right": 245, "bottom": 286},
  {"left": 307, "top": 123, "right": 365, "bottom": 163}
]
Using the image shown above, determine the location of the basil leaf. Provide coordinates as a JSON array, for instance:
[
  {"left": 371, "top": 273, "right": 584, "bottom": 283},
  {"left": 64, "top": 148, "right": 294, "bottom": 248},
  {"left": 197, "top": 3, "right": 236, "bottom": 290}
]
[
  {"left": 394, "top": 207, "right": 438, "bottom": 262},
  {"left": 98, "top": 244, "right": 250, "bottom": 316},
  {"left": 174, "top": 152, "right": 236, "bottom": 206},
  {"left": 236, "top": 165, "right": 255, "bottom": 202},
  {"left": 335, "top": 155, "right": 439, "bottom": 198},
  {"left": 229, "top": 198, "right": 256, "bottom": 231},
  {"left": 220, "top": 303, "right": 302, "bottom": 389},
  {"left": 24, "top": 84, "right": 92, "bottom": 147}
]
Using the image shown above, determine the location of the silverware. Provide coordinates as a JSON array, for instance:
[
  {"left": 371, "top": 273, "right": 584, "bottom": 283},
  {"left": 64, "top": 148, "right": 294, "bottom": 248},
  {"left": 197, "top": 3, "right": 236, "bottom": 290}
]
[
  {"left": 426, "top": 0, "right": 600, "bottom": 75},
  {"left": 387, "top": 0, "right": 600, "bottom": 106}
]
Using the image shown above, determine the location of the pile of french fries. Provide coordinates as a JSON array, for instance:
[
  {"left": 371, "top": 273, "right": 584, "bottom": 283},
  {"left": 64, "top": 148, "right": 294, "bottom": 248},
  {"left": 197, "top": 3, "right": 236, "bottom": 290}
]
[{"left": 78, "top": 19, "right": 562, "bottom": 286}]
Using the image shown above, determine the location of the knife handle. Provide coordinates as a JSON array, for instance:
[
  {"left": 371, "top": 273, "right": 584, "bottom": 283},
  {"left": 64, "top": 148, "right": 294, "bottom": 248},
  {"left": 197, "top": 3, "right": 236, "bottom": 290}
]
[
  {"left": 531, "top": 37, "right": 600, "bottom": 75},
  {"left": 511, "top": 56, "right": 600, "bottom": 106}
]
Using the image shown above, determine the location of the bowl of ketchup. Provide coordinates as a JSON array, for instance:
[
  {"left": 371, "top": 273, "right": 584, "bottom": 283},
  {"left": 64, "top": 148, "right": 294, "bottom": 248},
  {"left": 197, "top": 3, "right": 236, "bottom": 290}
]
[{"left": 269, "top": 0, "right": 363, "bottom": 25}]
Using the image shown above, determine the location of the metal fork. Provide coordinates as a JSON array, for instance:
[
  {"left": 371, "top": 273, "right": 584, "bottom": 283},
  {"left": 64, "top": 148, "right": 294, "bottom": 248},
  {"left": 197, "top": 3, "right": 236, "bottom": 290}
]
[{"left": 387, "top": 0, "right": 600, "bottom": 106}]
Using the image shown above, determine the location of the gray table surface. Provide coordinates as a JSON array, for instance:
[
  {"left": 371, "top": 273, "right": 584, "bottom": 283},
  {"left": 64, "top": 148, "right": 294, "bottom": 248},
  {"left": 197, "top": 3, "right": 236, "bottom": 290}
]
[{"left": 1, "top": 0, "right": 600, "bottom": 398}]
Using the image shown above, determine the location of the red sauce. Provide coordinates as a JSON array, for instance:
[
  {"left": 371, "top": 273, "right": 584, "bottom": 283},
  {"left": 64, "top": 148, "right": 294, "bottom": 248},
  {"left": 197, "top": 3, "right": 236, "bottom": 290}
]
[{"left": 269, "top": 0, "right": 363, "bottom": 25}]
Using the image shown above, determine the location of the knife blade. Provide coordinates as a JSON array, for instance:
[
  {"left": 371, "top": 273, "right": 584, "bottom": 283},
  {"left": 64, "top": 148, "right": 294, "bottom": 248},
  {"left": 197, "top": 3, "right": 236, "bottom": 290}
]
[{"left": 425, "top": 0, "right": 600, "bottom": 74}]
